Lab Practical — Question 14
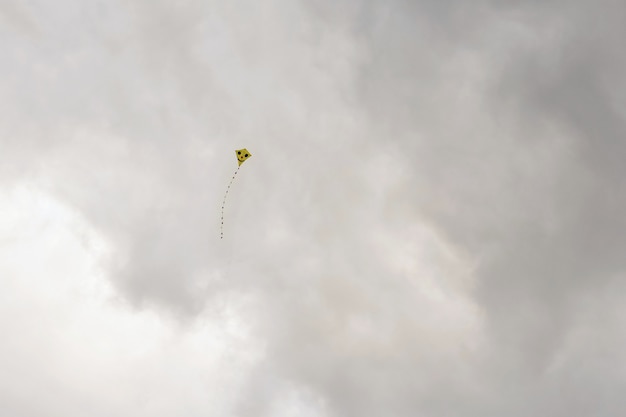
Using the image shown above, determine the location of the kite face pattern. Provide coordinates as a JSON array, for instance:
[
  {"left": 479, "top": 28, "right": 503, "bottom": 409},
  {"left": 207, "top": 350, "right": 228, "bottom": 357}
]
[
  {"left": 221, "top": 148, "right": 252, "bottom": 239},
  {"left": 236, "top": 148, "right": 251, "bottom": 166}
]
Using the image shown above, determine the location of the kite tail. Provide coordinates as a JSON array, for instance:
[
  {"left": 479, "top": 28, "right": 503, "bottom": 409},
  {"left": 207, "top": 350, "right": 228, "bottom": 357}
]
[{"left": 220, "top": 165, "right": 241, "bottom": 239}]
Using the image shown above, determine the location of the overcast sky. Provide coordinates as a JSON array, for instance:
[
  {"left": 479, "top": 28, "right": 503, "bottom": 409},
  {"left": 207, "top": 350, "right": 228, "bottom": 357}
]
[{"left": 1, "top": 1, "right": 626, "bottom": 416}]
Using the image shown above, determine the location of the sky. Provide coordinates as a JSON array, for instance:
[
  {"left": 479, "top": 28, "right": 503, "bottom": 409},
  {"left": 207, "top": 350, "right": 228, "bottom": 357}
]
[{"left": 1, "top": 0, "right": 626, "bottom": 416}]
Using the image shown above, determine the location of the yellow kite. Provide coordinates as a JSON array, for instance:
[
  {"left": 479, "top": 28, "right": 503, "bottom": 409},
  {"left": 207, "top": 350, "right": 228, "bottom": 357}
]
[
  {"left": 236, "top": 148, "right": 251, "bottom": 166},
  {"left": 220, "top": 149, "right": 252, "bottom": 239}
]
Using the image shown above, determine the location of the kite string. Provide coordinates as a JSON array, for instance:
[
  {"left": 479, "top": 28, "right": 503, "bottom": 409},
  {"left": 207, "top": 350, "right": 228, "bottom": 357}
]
[{"left": 220, "top": 165, "right": 240, "bottom": 239}]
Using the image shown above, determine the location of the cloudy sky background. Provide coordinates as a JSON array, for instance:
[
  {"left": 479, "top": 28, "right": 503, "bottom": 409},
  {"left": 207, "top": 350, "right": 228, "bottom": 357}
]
[{"left": 1, "top": 0, "right": 626, "bottom": 416}]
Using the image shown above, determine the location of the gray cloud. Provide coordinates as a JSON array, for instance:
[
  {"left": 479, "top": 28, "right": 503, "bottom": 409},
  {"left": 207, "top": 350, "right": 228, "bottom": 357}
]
[
  {"left": 1, "top": 0, "right": 626, "bottom": 416},
  {"left": 327, "top": 0, "right": 626, "bottom": 414}
]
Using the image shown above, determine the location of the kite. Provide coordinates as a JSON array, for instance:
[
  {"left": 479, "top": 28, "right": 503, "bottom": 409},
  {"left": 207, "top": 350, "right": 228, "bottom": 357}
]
[{"left": 220, "top": 148, "right": 252, "bottom": 239}]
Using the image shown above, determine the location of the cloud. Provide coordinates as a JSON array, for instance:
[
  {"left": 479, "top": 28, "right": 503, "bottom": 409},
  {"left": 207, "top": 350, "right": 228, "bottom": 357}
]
[
  {"left": 0, "top": 186, "right": 266, "bottom": 416},
  {"left": 2, "top": 0, "right": 626, "bottom": 416}
]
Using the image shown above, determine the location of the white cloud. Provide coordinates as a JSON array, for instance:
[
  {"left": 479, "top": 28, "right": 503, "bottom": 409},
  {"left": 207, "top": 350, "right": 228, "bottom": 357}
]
[{"left": 0, "top": 186, "right": 262, "bottom": 416}]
